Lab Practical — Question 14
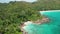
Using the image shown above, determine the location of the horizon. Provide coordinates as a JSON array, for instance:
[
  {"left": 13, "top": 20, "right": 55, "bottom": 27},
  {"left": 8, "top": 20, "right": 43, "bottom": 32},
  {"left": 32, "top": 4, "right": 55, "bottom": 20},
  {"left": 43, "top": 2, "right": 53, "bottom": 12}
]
[{"left": 0, "top": 0, "right": 37, "bottom": 3}]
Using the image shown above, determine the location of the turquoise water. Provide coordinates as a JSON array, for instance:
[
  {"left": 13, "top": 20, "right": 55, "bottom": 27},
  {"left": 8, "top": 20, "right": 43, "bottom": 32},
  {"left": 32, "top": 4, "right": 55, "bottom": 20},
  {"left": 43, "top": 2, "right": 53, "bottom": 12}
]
[{"left": 23, "top": 10, "right": 60, "bottom": 34}]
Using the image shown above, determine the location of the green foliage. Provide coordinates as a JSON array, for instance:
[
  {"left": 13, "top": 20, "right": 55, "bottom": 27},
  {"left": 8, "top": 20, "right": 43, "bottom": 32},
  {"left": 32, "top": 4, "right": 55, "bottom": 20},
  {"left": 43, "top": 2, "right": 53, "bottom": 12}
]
[
  {"left": 0, "top": 1, "right": 41, "bottom": 34},
  {"left": 0, "top": 0, "right": 60, "bottom": 34},
  {"left": 32, "top": 0, "right": 60, "bottom": 11}
]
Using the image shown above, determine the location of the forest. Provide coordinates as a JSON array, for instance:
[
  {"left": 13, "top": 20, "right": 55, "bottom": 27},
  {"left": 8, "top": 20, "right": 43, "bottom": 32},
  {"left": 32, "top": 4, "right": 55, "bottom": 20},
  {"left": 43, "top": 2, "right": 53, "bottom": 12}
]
[{"left": 0, "top": 0, "right": 60, "bottom": 34}]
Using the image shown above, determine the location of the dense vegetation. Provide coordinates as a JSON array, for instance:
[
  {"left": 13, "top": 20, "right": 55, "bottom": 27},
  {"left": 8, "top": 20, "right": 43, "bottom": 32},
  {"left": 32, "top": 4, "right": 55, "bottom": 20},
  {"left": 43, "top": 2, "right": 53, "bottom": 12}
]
[{"left": 0, "top": 0, "right": 60, "bottom": 34}]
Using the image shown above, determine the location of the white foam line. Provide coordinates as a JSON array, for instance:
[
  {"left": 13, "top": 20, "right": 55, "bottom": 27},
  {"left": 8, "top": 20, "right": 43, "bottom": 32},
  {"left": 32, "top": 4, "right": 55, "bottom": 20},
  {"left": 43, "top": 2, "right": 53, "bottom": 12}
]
[
  {"left": 40, "top": 10, "right": 60, "bottom": 14},
  {"left": 40, "top": 10, "right": 60, "bottom": 12}
]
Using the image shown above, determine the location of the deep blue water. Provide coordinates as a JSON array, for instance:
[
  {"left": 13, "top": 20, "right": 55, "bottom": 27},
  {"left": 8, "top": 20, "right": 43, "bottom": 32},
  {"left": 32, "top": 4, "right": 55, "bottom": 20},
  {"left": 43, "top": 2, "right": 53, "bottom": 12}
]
[{"left": 23, "top": 10, "right": 60, "bottom": 34}]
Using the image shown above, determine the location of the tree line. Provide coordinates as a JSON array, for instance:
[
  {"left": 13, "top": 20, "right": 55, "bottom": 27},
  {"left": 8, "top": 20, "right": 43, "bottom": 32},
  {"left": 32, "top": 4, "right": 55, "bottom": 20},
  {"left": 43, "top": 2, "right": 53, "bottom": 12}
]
[{"left": 0, "top": 0, "right": 60, "bottom": 34}]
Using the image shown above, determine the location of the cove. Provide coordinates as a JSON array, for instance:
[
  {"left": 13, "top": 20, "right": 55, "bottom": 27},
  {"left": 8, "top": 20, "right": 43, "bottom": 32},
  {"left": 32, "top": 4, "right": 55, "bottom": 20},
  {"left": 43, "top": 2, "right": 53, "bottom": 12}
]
[{"left": 23, "top": 10, "right": 60, "bottom": 34}]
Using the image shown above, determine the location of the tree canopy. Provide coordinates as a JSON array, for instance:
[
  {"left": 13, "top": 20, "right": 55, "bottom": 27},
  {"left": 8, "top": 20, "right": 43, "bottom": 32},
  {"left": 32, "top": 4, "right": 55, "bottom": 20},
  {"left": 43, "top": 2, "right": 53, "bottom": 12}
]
[{"left": 0, "top": 0, "right": 60, "bottom": 34}]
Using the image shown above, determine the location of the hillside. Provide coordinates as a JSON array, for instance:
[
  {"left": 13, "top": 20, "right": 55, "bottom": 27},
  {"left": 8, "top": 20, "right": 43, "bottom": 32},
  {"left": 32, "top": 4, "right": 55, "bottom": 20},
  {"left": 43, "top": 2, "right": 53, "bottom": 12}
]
[{"left": 0, "top": 0, "right": 60, "bottom": 34}]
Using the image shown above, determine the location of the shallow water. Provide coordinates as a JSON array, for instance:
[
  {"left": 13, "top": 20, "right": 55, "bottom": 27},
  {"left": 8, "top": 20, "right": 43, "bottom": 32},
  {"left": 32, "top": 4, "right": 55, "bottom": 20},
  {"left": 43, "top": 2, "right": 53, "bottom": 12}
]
[{"left": 23, "top": 10, "right": 60, "bottom": 34}]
